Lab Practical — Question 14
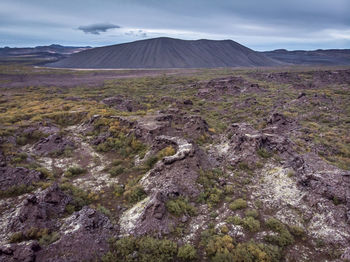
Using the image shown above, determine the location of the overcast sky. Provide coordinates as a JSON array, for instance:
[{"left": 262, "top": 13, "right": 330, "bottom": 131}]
[{"left": 1, "top": 0, "right": 349, "bottom": 50}]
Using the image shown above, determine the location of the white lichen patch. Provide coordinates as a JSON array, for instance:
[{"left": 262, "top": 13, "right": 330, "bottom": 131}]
[
  {"left": 182, "top": 214, "right": 209, "bottom": 243},
  {"left": 73, "top": 172, "right": 118, "bottom": 192},
  {"left": 61, "top": 215, "right": 82, "bottom": 235},
  {"left": 159, "top": 136, "right": 193, "bottom": 164},
  {"left": 119, "top": 196, "right": 150, "bottom": 236},
  {"left": 0, "top": 193, "right": 34, "bottom": 244},
  {"left": 251, "top": 164, "right": 305, "bottom": 208},
  {"left": 308, "top": 210, "right": 350, "bottom": 244},
  {"left": 251, "top": 163, "right": 350, "bottom": 246}
]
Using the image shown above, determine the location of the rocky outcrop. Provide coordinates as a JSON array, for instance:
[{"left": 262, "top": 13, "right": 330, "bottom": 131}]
[
  {"left": 35, "top": 207, "right": 116, "bottom": 262},
  {"left": 101, "top": 95, "right": 144, "bottom": 112},
  {"left": 33, "top": 134, "right": 75, "bottom": 157},
  {"left": 9, "top": 183, "right": 71, "bottom": 232},
  {"left": 197, "top": 76, "right": 264, "bottom": 100},
  {"left": 120, "top": 135, "right": 211, "bottom": 236},
  {"left": 225, "top": 122, "right": 294, "bottom": 166},
  {"left": 0, "top": 167, "right": 42, "bottom": 191},
  {"left": 0, "top": 241, "right": 40, "bottom": 262}
]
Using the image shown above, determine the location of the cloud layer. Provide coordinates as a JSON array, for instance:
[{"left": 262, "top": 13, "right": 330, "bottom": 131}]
[
  {"left": 78, "top": 23, "right": 120, "bottom": 34},
  {"left": 0, "top": 0, "right": 349, "bottom": 50}
]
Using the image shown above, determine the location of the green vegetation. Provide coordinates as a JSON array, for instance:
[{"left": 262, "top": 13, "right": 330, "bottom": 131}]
[
  {"left": 264, "top": 218, "right": 294, "bottom": 247},
  {"left": 177, "top": 244, "right": 197, "bottom": 261},
  {"left": 1, "top": 63, "right": 349, "bottom": 261},
  {"left": 197, "top": 169, "right": 225, "bottom": 208},
  {"left": 64, "top": 166, "right": 86, "bottom": 178},
  {"left": 60, "top": 183, "right": 96, "bottom": 213},
  {"left": 122, "top": 178, "right": 147, "bottom": 204},
  {"left": 257, "top": 148, "right": 273, "bottom": 159},
  {"left": 166, "top": 197, "right": 197, "bottom": 217},
  {"left": 201, "top": 228, "right": 281, "bottom": 262},
  {"left": 229, "top": 198, "right": 248, "bottom": 210},
  {"left": 226, "top": 215, "right": 260, "bottom": 232},
  {"left": 0, "top": 184, "right": 35, "bottom": 199},
  {"left": 103, "top": 236, "right": 178, "bottom": 262},
  {"left": 9, "top": 228, "right": 59, "bottom": 245}
]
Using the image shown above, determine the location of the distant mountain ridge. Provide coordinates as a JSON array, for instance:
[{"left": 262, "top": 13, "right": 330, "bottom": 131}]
[
  {"left": 263, "top": 49, "right": 350, "bottom": 65},
  {"left": 0, "top": 44, "right": 91, "bottom": 56},
  {"left": 47, "top": 37, "right": 282, "bottom": 68}
]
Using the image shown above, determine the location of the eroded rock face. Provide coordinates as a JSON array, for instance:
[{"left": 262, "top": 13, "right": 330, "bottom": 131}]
[
  {"left": 21, "top": 123, "right": 60, "bottom": 138},
  {"left": 9, "top": 183, "right": 71, "bottom": 232},
  {"left": 36, "top": 207, "right": 116, "bottom": 262},
  {"left": 197, "top": 76, "right": 264, "bottom": 100},
  {"left": 0, "top": 167, "right": 42, "bottom": 191},
  {"left": 120, "top": 135, "right": 211, "bottom": 236},
  {"left": 0, "top": 241, "right": 40, "bottom": 262},
  {"left": 101, "top": 95, "right": 143, "bottom": 112},
  {"left": 291, "top": 153, "right": 350, "bottom": 222},
  {"left": 33, "top": 134, "right": 75, "bottom": 157},
  {"left": 120, "top": 193, "right": 172, "bottom": 236},
  {"left": 110, "top": 110, "right": 210, "bottom": 143},
  {"left": 225, "top": 122, "right": 294, "bottom": 166}
]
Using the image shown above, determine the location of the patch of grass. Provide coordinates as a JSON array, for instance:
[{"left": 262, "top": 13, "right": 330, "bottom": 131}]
[
  {"left": 166, "top": 197, "right": 197, "bottom": 217},
  {"left": 109, "top": 165, "right": 125, "bottom": 177},
  {"left": 241, "top": 216, "right": 261, "bottom": 232},
  {"left": 123, "top": 181, "right": 147, "bottom": 204},
  {"left": 0, "top": 184, "right": 35, "bottom": 199},
  {"left": 245, "top": 209, "right": 259, "bottom": 218},
  {"left": 197, "top": 169, "right": 225, "bottom": 208},
  {"left": 64, "top": 166, "right": 86, "bottom": 178},
  {"left": 9, "top": 227, "right": 59, "bottom": 245},
  {"left": 229, "top": 198, "right": 247, "bottom": 211},
  {"left": 177, "top": 244, "right": 197, "bottom": 261},
  {"left": 103, "top": 236, "right": 178, "bottom": 262},
  {"left": 257, "top": 148, "right": 273, "bottom": 158},
  {"left": 264, "top": 218, "right": 294, "bottom": 247},
  {"left": 60, "top": 183, "right": 94, "bottom": 213}
]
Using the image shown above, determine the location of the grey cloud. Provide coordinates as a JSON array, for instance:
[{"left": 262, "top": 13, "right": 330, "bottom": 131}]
[
  {"left": 78, "top": 23, "right": 120, "bottom": 34},
  {"left": 125, "top": 30, "right": 147, "bottom": 38}
]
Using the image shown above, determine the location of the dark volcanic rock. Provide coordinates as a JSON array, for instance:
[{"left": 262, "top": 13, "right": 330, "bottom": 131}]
[
  {"left": 0, "top": 241, "right": 40, "bottom": 262},
  {"left": 227, "top": 122, "right": 294, "bottom": 165},
  {"left": 197, "top": 76, "right": 264, "bottom": 100},
  {"left": 101, "top": 95, "right": 143, "bottom": 112},
  {"left": 263, "top": 112, "right": 297, "bottom": 134},
  {"left": 47, "top": 37, "right": 281, "bottom": 69},
  {"left": 33, "top": 134, "right": 75, "bottom": 157},
  {"left": 9, "top": 183, "right": 72, "bottom": 232},
  {"left": 0, "top": 167, "right": 42, "bottom": 191},
  {"left": 35, "top": 207, "right": 116, "bottom": 262},
  {"left": 21, "top": 123, "right": 60, "bottom": 138},
  {"left": 120, "top": 135, "right": 211, "bottom": 236},
  {"left": 291, "top": 153, "right": 350, "bottom": 212}
]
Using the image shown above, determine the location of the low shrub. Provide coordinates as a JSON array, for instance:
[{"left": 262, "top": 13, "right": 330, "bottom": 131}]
[
  {"left": 123, "top": 184, "right": 147, "bottom": 204},
  {"left": 197, "top": 169, "right": 225, "bottom": 208},
  {"left": 264, "top": 218, "right": 294, "bottom": 247},
  {"left": 177, "top": 244, "right": 197, "bottom": 261},
  {"left": 65, "top": 166, "right": 86, "bottom": 178},
  {"left": 166, "top": 197, "right": 197, "bottom": 217},
  {"left": 103, "top": 236, "right": 178, "bottom": 262},
  {"left": 9, "top": 227, "right": 59, "bottom": 245},
  {"left": 241, "top": 217, "right": 260, "bottom": 232},
  {"left": 109, "top": 166, "right": 125, "bottom": 177},
  {"left": 0, "top": 184, "right": 34, "bottom": 199},
  {"left": 229, "top": 198, "right": 247, "bottom": 210},
  {"left": 257, "top": 148, "right": 273, "bottom": 158},
  {"left": 245, "top": 209, "right": 259, "bottom": 218}
]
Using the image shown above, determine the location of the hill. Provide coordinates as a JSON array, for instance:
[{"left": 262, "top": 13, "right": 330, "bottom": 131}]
[
  {"left": 263, "top": 49, "right": 350, "bottom": 65},
  {"left": 0, "top": 44, "right": 91, "bottom": 64},
  {"left": 47, "top": 37, "right": 281, "bottom": 68}
]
